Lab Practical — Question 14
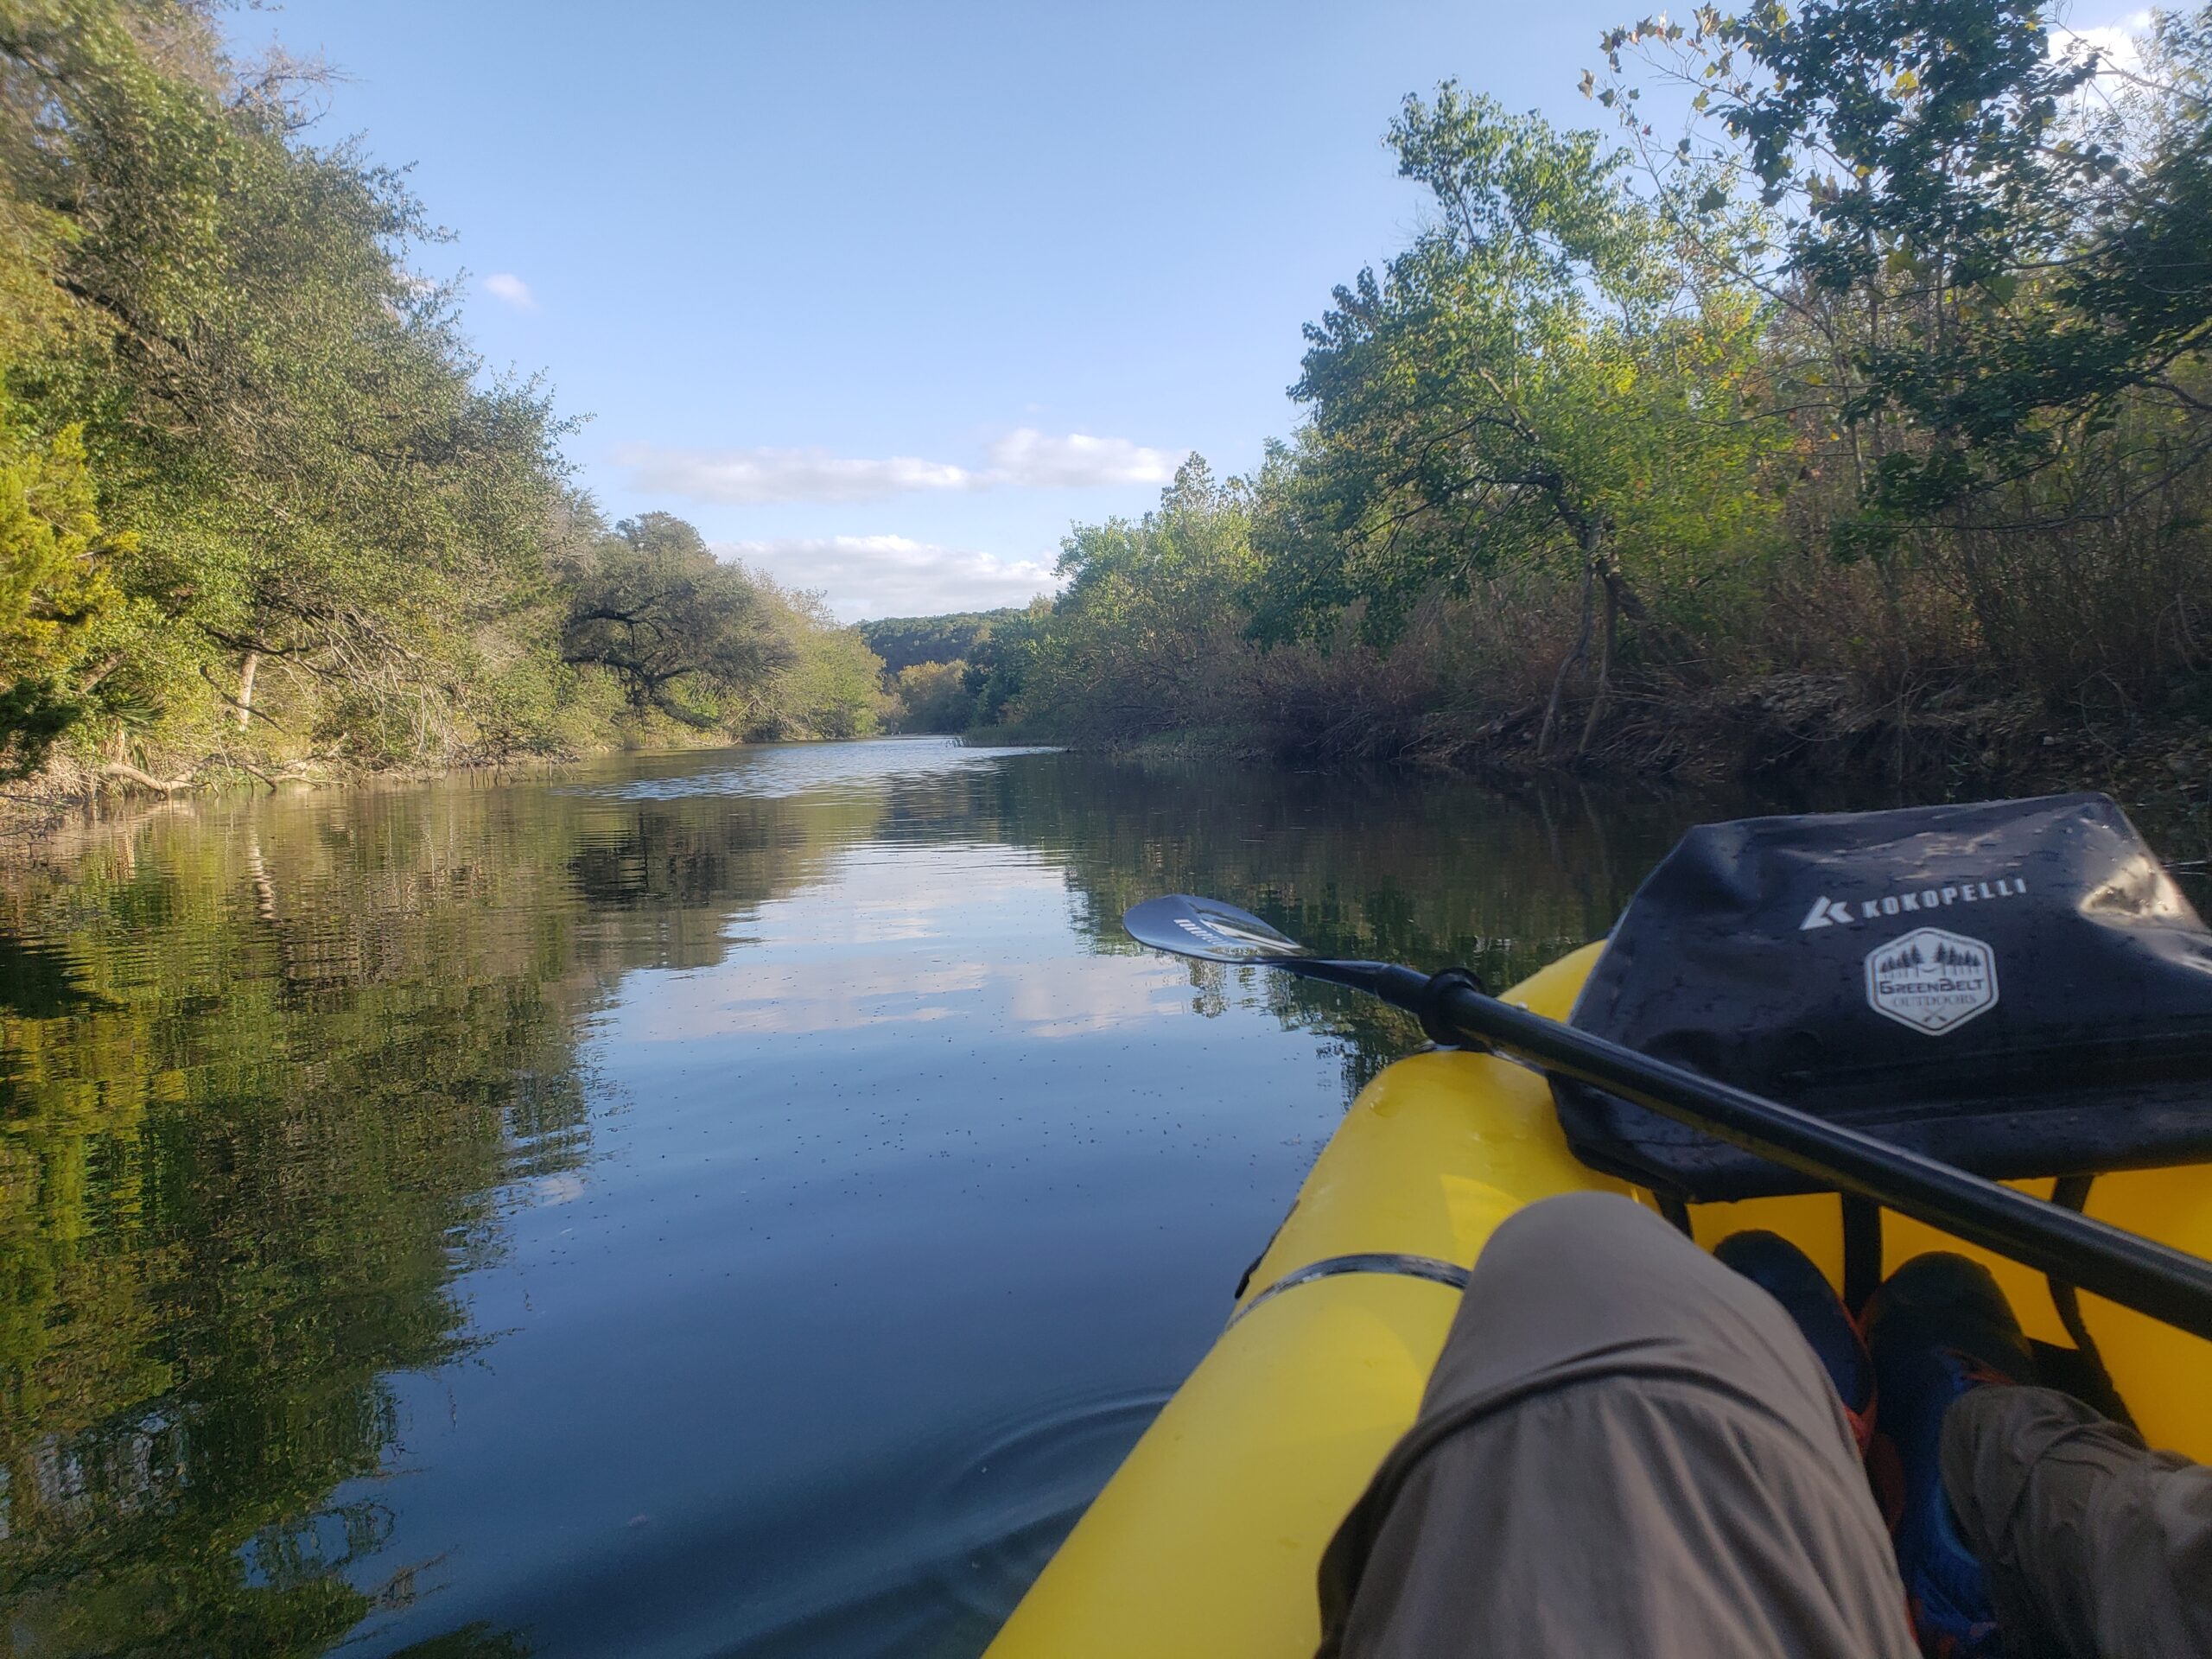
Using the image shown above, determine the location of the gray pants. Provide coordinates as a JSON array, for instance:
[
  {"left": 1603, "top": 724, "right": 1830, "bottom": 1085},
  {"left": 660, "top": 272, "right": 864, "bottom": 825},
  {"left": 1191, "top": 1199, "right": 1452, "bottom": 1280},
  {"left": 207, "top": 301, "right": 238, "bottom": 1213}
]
[{"left": 1316, "top": 1192, "right": 2212, "bottom": 1659}]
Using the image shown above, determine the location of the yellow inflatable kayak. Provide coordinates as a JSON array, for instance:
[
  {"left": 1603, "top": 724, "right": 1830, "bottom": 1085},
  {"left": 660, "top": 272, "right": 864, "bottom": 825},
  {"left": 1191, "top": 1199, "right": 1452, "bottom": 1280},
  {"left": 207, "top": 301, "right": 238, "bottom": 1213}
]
[{"left": 984, "top": 943, "right": 2212, "bottom": 1659}]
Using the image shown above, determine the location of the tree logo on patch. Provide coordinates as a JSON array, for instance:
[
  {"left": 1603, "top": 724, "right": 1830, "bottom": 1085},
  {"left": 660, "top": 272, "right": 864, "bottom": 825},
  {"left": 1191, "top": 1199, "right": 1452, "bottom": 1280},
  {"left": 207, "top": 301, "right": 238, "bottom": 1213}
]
[{"left": 1865, "top": 928, "right": 1999, "bottom": 1034}]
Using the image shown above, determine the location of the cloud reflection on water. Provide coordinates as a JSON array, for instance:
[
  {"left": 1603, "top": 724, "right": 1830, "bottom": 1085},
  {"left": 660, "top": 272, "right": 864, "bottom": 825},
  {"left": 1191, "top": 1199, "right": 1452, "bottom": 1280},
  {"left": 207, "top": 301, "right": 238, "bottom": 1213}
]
[{"left": 631, "top": 842, "right": 1191, "bottom": 1040}]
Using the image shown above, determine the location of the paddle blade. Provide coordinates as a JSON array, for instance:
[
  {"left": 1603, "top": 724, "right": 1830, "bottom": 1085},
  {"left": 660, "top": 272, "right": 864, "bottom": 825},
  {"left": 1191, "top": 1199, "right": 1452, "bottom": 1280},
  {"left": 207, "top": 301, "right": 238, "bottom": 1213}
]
[{"left": 1123, "top": 895, "right": 1309, "bottom": 963}]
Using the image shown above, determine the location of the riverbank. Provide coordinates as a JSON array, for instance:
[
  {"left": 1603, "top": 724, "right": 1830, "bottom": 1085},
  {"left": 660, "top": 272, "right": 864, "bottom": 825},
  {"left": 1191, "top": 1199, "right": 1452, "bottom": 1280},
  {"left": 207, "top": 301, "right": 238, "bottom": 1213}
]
[
  {"left": 21, "top": 681, "right": 2206, "bottom": 856},
  {"left": 0, "top": 728, "right": 854, "bottom": 849},
  {"left": 1012, "top": 678, "right": 2212, "bottom": 828},
  {"left": 874, "top": 21, "right": 2212, "bottom": 817},
  {"left": 1428, "top": 677, "right": 2212, "bottom": 815},
  {"left": 0, "top": 21, "right": 892, "bottom": 810}
]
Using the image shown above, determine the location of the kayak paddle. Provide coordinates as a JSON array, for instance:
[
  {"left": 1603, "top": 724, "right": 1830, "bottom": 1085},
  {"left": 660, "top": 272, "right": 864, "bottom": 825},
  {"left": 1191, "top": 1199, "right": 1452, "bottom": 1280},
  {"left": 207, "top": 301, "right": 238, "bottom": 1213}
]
[{"left": 1123, "top": 893, "right": 2212, "bottom": 1344}]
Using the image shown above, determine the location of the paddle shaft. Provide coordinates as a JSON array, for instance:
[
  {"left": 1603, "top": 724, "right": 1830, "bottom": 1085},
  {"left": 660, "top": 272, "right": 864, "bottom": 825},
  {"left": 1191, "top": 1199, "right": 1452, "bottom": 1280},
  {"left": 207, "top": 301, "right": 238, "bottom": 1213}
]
[{"left": 1300, "top": 961, "right": 2212, "bottom": 1344}]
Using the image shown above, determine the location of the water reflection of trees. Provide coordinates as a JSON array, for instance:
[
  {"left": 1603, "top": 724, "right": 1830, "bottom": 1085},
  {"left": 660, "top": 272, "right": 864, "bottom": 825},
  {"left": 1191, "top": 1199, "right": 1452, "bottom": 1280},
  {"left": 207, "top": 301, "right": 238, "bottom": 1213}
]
[
  {"left": 0, "top": 749, "right": 1725, "bottom": 1652},
  {"left": 963, "top": 753, "right": 1715, "bottom": 1092},
  {"left": 0, "top": 779, "right": 880, "bottom": 1654}
]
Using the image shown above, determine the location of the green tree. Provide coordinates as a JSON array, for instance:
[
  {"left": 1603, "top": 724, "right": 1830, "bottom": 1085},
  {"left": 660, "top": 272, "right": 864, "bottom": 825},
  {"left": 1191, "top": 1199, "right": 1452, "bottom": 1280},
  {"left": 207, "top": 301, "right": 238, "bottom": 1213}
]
[
  {"left": 1604, "top": 0, "right": 2212, "bottom": 531},
  {"left": 1278, "top": 88, "right": 1782, "bottom": 753},
  {"left": 855, "top": 609, "right": 1022, "bottom": 674},
  {"left": 0, "top": 0, "right": 579, "bottom": 779},
  {"left": 891, "top": 659, "right": 976, "bottom": 732},
  {"left": 89, "top": 131, "right": 568, "bottom": 758},
  {"left": 0, "top": 422, "right": 130, "bottom": 776},
  {"left": 1582, "top": 1, "right": 2212, "bottom": 714},
  {"left": 560, "top": 512, "right": 797, "bottom": 728},
  {"left": 767, "top": 589, "right": 887, "bottom": 739},
  {"left": 0, "top": 0, "right": 917, "bottom": 791},
  {"left": 963, "top": 597, "right": 1046, "bottom": 728},
  {"left": 1015, "top": 456, "right": 1257, "bottom": 742}
]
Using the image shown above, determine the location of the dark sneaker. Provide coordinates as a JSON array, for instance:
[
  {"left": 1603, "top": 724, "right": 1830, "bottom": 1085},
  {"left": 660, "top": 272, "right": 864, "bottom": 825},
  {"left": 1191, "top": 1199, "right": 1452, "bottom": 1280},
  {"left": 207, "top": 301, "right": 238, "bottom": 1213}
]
[
  {"left": 1713, "top": 1229, "right": 1877, "bottom": 1452},
  {"left": 1861, "top": 1253, "right": 2037, "bottom": 1659}
]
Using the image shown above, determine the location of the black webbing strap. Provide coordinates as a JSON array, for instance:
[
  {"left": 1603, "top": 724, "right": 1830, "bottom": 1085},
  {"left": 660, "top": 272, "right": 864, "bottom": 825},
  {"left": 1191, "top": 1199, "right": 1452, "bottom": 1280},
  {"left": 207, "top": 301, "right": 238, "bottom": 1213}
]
[
  {"left": 1841, "top": 1195, "right": 1884, "bottom": 1317},
  {"left": 2045, "top": 1176, "right": 2138, "bottom": 1430},
  {"left": 1227, "top": 1252, "right": 1471, "bottom": 1328}
]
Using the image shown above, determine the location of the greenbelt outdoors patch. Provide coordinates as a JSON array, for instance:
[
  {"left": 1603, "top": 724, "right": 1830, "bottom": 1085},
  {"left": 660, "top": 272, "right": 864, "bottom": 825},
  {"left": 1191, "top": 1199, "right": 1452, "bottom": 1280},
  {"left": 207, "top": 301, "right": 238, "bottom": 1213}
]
[{"left": 1864, "top": 928, "right": 1999, "bottom": 1034}]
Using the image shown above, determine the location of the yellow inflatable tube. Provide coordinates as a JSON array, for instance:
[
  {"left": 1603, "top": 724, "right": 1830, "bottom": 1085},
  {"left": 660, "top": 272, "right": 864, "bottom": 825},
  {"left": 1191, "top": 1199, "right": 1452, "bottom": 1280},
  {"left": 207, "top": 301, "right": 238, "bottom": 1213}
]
[{"left": 985, "top": 944, "right": 2212, "bottom": 1659}]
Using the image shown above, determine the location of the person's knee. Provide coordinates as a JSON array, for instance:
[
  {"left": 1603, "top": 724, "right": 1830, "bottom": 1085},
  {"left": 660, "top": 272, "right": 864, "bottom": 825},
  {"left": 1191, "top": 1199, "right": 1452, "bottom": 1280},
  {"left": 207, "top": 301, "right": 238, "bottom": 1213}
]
[{"left": 1477, "top": 1191, "right": 1696, "bottom": 1292}]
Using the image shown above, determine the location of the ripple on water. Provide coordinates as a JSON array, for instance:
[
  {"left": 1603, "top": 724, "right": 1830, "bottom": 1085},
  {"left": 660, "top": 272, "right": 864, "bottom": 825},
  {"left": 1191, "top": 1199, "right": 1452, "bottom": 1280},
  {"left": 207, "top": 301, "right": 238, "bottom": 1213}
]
[{"left": 919, "top": 1386, "right": 1172, "bottom": 1627}]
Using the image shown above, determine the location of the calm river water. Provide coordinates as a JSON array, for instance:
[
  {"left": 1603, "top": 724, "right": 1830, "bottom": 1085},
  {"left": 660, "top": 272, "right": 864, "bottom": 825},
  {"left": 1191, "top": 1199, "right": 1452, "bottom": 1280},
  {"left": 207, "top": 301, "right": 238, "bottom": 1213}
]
[{"left": 2, "top": 740, "right": 2196, "bottom": 1656}]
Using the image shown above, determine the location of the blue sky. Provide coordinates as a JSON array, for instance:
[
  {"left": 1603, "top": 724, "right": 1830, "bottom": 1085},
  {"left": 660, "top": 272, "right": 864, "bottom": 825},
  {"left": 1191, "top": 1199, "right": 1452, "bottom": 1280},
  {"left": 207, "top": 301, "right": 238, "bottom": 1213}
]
[{"left": 225, "top": 2, "right": 2146, "bottom": 621}]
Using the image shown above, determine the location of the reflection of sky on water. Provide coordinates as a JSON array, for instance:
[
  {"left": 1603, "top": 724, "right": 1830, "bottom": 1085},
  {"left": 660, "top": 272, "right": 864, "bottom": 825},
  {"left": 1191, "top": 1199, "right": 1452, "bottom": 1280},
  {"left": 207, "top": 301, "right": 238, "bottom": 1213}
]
[
  {"left": 570, "top": 735, "right": 1059, "bottom": 803},
  {"left": 6, "top": 736, "right": 1729, "bottom": 1659},
  {"left": 632, "top": 843, "right": 1191, "bottom": 1040},
  {"left": 323, "top": 746, "right": 1360, "bottom": 1659}
]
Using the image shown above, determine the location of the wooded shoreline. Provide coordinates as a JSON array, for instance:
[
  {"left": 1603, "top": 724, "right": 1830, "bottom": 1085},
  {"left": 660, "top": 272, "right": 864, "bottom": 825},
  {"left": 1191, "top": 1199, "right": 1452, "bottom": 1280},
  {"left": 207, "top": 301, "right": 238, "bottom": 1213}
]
[
  {"left": 0, "top": 4, "right": 889, "bottom": 816},
  {"left": 9, "top": 2, "right": 2211, "bottom": 841},
  {"left": 865, "top": 9, "right": 2212, "bottom": 815},
  {"left": 1058, "top": 697, "right": 2212, "bottom": 818}
]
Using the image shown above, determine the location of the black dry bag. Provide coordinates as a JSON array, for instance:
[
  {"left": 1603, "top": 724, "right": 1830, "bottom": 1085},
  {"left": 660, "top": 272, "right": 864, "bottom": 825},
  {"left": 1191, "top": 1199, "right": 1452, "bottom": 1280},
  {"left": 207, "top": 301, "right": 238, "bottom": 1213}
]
[{"left": 1554, "top": 792, "right": 2212, "bottom": 1200}]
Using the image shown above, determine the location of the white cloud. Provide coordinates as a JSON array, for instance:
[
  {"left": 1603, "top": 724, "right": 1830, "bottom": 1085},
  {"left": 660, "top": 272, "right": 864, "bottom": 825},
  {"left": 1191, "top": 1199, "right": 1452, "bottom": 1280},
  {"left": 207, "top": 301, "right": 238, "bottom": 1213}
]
[
  {"left": 985, "top": 429, "right": 1178, "bottom": 488},
  {"left": 482, "top": 272, "right": 537, "bottom": 309},
  {"left": 620, "top": 446, "right": 976, "bottom": 505},
  {"left": 2050, "top": 11, "right": 2151, "bottom": 74},
  {"left": 717, "top": 533, "right": 1056, "bottom": 620},
  {"left": 615, "top": 428, "right": 1180, "bottom": 505}
]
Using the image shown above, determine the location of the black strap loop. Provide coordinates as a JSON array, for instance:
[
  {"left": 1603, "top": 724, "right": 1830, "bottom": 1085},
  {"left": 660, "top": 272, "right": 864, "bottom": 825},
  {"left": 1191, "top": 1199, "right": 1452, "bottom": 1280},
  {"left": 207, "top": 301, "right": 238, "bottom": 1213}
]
[
  {"left": 1229, "top": 1252, "right": 1471, "bottom": 1328},
  {"left": 1418, "top": 968, "right": 1489, "bottom": 1048},
  {"left": 1841, "top": 1195, "right": 1885, "bottom": 1317},
  {"left": 2045, "top": 1176, "right": 2137, "bottom": 1430}
]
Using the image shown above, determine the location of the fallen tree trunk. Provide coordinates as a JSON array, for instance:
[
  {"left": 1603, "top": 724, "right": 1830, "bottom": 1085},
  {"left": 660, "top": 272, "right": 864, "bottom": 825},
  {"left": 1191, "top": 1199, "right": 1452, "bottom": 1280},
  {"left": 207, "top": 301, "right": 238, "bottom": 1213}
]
[{"left": 101, "top": 761, "right": 200, "bottom": 794}]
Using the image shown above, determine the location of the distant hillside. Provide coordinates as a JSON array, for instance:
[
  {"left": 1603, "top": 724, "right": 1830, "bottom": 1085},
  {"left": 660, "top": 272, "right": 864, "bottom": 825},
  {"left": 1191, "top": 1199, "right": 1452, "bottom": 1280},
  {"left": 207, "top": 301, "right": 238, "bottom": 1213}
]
[{"left": 856, "top": 609, "right": 1026, "bottom": 674}]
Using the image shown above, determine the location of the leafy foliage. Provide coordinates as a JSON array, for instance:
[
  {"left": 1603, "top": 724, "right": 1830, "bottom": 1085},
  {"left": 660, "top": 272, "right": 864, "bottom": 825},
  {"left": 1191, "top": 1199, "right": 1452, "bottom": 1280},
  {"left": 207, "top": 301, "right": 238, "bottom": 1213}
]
[
  {"left": 1276, "top": 89, "right": 1783, "bottom": 751},
  {"left": 0, "top": 422, "right": 130, "bottom": 776},
  {"left": 969, "top": 6, "right": 2212, "bottom": 771},
  {"left": 889, "top": 660, "right": 978, "bottom": 732},
  {"left": 0, "top": 0, "right": 879, "bottom": 793},
  {"left": 1601, "top": 0, "right": 2212, "bottom": 531},
  {"left": 856, "top": 609, "right": 1023, "bottom": 674},
  {"left": 1011, "top": 457, "right": 1258, "bottom": 741},
  {"left": 559, "top": 512, "right": 798, "bottom": 729}
]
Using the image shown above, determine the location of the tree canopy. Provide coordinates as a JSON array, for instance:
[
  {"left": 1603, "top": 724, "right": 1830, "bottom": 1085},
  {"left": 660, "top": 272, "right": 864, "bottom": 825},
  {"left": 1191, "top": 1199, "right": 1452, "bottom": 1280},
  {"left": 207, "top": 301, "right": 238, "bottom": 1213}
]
[
  {"left": 0, "top": 0, "right": 882, "bottom": 799},
  {"left": 971, "top": 2, "right": 2212, "bottom": 775},
  {"left": 855, "top": 609, "right": 1024, "bottom": 674}
]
